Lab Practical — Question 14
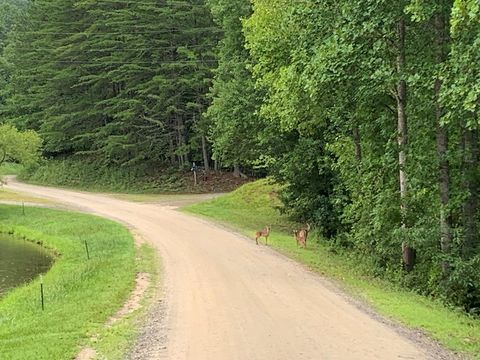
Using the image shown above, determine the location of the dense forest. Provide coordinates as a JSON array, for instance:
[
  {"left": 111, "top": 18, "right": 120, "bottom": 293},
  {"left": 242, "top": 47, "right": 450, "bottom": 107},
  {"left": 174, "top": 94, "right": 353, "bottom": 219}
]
[{"left": 1, "top": 0, "right": 479, "bottom": 311}]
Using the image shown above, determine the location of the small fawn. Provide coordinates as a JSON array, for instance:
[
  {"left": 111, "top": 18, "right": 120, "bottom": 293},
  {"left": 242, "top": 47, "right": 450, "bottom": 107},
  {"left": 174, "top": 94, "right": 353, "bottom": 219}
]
[
  {"left": 293, "top": 223, "right": 311, "bottom": 248},
  {"left": 255, "top": 226, "right": 271, "bottom": 245}
]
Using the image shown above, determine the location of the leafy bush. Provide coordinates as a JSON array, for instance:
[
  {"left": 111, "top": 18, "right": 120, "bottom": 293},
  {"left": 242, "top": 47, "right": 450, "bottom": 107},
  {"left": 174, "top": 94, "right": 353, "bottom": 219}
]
[{"left": 443, "top": 256, "right": 480, "bottom": 313}]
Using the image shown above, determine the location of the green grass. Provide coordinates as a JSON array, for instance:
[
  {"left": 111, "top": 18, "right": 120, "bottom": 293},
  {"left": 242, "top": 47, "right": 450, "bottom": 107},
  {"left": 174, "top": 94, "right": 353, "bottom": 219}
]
[
  {"left": 0, "top": 189, "right": 52, "bottom": 204},
  {"left": 185, "top": 178, "right": 296, "bottom": 232},
  {"left": 0, "top": 163, "right": 48, "bottom": 203},
  {"left": 0, "top": 163, "right": 23, "bottom": 177},
  {"left": 0, "top": 205, "right": 157, "bottom": 360},
  {"left": 0, "top": 162, "right": 50, "bottom": 204},
  {"left": 184, "top": 178, "right": 480, "bottom": 359},
  {"left": 113, "top": 193, "right": 200, "bottom": 203},
  {"left": 93, "top": 244, "right": 159, "bottom": 360}
]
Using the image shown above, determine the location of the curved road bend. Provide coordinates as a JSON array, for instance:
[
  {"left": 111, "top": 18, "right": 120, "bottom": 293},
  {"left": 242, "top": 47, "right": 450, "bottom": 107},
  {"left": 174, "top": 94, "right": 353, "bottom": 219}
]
[{"left": 6, "top": 179, "right": 455, "bottom": 360}]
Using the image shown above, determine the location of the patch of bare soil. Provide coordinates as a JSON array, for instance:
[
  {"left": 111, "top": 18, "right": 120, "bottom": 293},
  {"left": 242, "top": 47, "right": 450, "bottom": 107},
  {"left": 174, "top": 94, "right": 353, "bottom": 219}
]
[
  {"left": 107, "top": 272, "right": 151, "bottom": 327},
  {"left": 73, "top": 272, "right": 151, "bottom": 359},
  {"left": 182, "top": 171, "right": 251, "bottom": 193},
  {"left": 74, "top": 347, "right": 97, "bottom": 360},
  {"left": 131, "top": 229, "right": 147, "bottom": 247}
]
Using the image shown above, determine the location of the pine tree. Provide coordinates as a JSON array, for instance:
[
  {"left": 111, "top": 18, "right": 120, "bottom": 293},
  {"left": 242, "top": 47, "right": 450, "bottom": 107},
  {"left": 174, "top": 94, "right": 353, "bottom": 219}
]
[{"left": 3, "top": 0, "right": 218, "bottom": 169}]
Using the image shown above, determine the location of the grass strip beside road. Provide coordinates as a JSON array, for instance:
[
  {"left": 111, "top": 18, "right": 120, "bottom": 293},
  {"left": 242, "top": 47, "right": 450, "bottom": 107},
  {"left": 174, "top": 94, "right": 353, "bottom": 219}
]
[
  {"left": 0, "top": 205, "right": 157, "bottom": 360},
  {"left": 0, "top": 188, "right": 52, "bottom": 204},
  {"left": 1, "top": 163, "right": 51, "bottom": 204},
  {"left": 184, "top": 179, "right": 480, "bottom": 359},
  {"left": 0, "top": 163, "right": 22, "bottom": 177}
]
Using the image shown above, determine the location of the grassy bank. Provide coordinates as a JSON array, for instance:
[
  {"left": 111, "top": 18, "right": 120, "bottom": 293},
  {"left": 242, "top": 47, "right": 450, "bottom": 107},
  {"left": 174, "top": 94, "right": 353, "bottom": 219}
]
[
  {"left": 0, "top": 163, "right": 22, "bottom": 177},
  {"left": 21, "top": 159, "right": 248, "bottom": 194},
  {"left": 0, "top": 205, "right": 157, "bottom": 360},
  {"left": 184, "top": 179, "right": 480, "bottom": 358}
]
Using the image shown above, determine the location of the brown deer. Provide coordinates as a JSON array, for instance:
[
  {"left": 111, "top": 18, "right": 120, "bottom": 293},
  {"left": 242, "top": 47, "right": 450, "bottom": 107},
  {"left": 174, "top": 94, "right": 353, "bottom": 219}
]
[
  {"left": 293, "top": 223, "right": 311, "bottom": 248},
  {"left": 255, "top": 226, "right": 271, "bottom": 245}
]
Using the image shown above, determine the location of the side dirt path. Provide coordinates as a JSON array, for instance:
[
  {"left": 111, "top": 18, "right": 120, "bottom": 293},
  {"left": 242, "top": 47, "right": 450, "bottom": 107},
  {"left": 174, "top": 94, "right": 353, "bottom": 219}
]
[
  {"left": 74, "top": 271, "right": 151, "bottom": 360},
  {"left": 6, "top": 178, "right": 465, "bottom": 360}
]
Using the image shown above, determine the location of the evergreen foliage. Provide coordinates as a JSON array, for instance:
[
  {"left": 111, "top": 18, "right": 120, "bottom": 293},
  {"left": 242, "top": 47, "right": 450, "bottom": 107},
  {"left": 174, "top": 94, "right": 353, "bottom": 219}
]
[{"left": 1, "top": 0, "right": 218, "bottom": 168}]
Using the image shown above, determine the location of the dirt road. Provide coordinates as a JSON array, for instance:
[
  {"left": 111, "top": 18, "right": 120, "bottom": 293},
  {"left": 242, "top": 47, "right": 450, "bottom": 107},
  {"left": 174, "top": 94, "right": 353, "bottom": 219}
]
[{"left": 5, "top": 179, "right": 455, "bottom": 360}]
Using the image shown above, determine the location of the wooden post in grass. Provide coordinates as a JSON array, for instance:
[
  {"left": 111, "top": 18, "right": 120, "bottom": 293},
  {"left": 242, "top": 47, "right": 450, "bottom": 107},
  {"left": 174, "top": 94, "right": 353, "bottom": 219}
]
[
  {"left": 84, "top": 239, "right": 90, "bottom": 260},
  {"left": 22, "top": 202, "right": 25, "bottom": 216},
  {"left": 40, "top": 275, "right": 44, "bottom": 311},
  {"left": 191, "top": 162, "right": 198, "bottom": 186}
]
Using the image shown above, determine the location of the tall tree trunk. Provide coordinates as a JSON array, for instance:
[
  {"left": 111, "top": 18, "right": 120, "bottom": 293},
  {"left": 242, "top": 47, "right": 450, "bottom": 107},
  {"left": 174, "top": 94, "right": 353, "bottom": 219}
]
[
  {"left": 177, "top": 116, "right": 186, "bottom": 168},
  {"left": 435, "top": 10, "right": 452, "bottom": 275},
  {"left": 352, "top": 124, "right": 362, "bottom": 162},
  {"left": 437, "top": 113, "right": 452, "bottom": 271},
  {"left": 396, "top": 17, "right": 414, "bottom": 271},
  {"left": 169, "top": 136, "right": 176, "bottom": 166},
  {"left": 201, "top": 135, "right": 210, "bottom": 175},
  {"left": 397, "top": 18, "right": 407, "bottom": 209},
  {"left": 463, "top": 129, "right": 479, "bottom": 259}
]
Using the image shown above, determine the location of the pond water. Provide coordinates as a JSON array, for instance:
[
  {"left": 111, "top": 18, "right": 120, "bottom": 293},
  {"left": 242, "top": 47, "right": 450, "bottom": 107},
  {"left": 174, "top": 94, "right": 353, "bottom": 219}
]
[{"left": 0, "top": 234, "right": 53, "bottom": 297}]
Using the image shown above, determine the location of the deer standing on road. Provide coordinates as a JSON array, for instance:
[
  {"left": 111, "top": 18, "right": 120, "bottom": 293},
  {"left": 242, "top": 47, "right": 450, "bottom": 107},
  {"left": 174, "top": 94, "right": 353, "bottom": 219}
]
[
  {"left": 293, "top": 223, "right": 311, "bottom": 248},
  {"left": 255, "top": 226, "right": 271, "bottom": 245}
]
